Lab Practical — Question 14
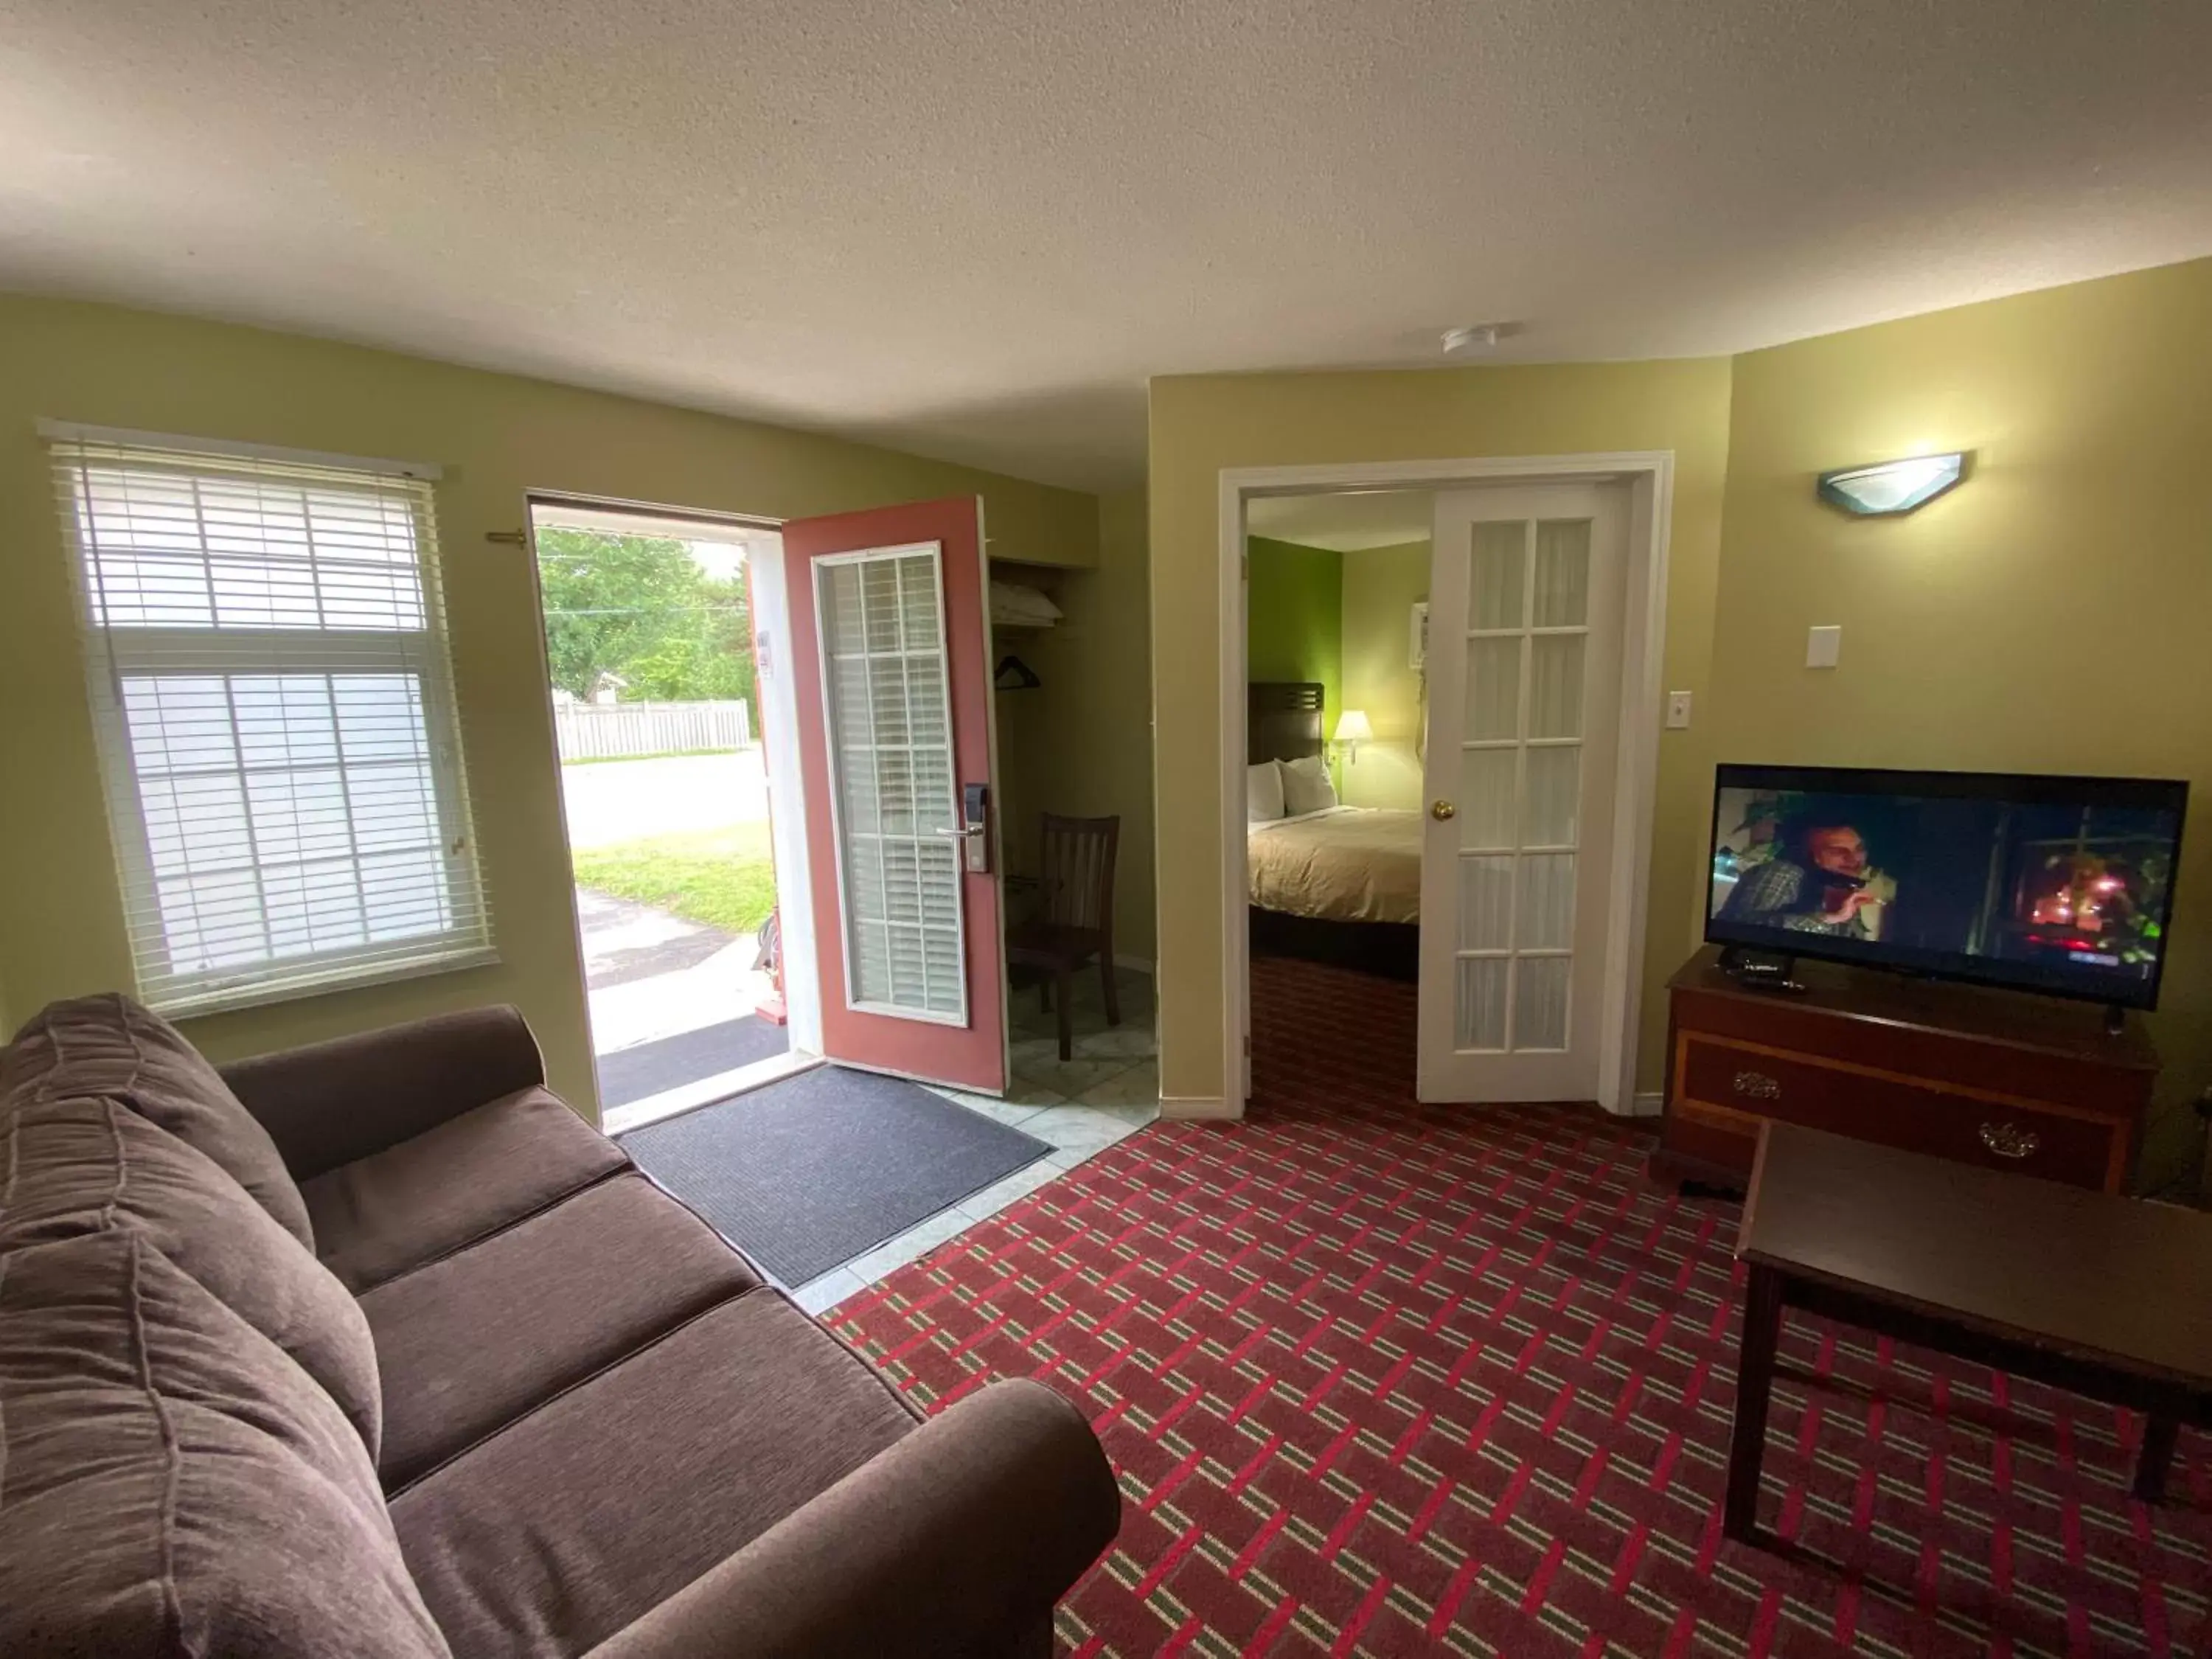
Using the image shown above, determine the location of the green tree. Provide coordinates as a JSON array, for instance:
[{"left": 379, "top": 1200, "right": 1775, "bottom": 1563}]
[{"left": 535, "top": 529, "right": 754, "bottom": 709}]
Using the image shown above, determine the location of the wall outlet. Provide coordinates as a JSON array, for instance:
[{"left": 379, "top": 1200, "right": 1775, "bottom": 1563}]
[
  {"left": 1665, "top": 691, "right": 1693, "bottom": 729},
  {"left": 1806, "top": 625, "right": 1842, "bottom": 669}
]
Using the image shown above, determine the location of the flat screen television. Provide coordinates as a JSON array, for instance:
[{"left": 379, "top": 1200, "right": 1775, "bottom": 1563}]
[{"left": 1705, "top": 765, "right": 2188, "bottom": 1010}]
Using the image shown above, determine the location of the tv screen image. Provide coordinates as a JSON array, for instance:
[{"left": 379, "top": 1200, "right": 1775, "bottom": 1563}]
[{"left": 1705, "top": 765, "right": 2187, "bottom": 1009}]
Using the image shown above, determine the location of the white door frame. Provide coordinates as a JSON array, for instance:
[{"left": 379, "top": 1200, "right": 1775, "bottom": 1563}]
[{"left": 1214, "top": 453, "right": 1674, "bottom": 1119}]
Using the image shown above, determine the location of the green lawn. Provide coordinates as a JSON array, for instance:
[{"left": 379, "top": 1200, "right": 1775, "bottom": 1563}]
[{"left": 572, "top": 821, "right": 777, "bottom": 937}]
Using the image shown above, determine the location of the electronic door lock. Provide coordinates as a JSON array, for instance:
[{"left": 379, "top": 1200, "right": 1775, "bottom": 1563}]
[{"left": 933, "top": 782, "right": 991, "bottom": 874}]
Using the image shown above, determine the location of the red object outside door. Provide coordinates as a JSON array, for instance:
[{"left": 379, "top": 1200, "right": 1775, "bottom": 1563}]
[{"left": 781, "top": 498, "right": 1006, "bottom": 1092}]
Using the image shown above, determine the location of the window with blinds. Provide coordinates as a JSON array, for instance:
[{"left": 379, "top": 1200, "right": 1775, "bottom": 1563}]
[
  {"left": 815, "top": 546, "right": 967, "bottom": 1024},
  {"left": 47, "top": 425, "right": 493, "bottom": 1017}
]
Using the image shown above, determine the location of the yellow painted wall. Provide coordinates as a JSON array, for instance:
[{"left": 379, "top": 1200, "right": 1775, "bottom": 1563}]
[
  {"left": 1711, "top": 257, "right": 2212, "bottom": 1191},
  {"left": 1338, "top": 540, "right": 1430, "bottom": 810},
  {"left": 1149, "top": 361, "right": 1736, "bottom": 1107},
  {"left": 0, "top": 295, "right": 1099, "bottom": 1117},
  {"left": 989, "top": 488, "right": 1156, "bottom": 959}
]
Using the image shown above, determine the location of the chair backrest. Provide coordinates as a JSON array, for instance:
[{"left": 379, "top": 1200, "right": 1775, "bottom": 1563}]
[{"left": 1039, "top": 814, "right": 1119, "bottom": 935}]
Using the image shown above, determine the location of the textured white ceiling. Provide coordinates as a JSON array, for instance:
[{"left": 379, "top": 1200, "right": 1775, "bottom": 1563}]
[
  {"left": 1249, "top": 492, "right": 1431, "bottom": 552},
  {"left": 5, "top": 1, "right": 2210, "bottom": 491}
]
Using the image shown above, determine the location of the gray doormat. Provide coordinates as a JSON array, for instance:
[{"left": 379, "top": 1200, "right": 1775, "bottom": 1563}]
[
  {"left": 617, "top": 1065, "right": 1052, "bottom": 1286},
  {"left": 597, "top": 1016, "right": 789, "bottom": 1109}
]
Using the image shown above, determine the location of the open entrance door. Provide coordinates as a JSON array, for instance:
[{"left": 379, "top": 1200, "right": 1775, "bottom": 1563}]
[{"left": 781, "top": 498, "right": 1007, "bottom": 1093}]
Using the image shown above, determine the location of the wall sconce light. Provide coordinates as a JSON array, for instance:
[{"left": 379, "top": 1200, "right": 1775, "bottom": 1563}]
[
  {"left": 1332, "top": 709, "right": 1373, "bottom": 765},
  {"left": 1817, "top": 452, "right": 1967, "bottom": 515}
]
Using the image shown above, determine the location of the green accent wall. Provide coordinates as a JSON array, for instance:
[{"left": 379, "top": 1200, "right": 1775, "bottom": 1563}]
[{"left": 1246, "top": 536, "right": 1343, "bottom": 738}]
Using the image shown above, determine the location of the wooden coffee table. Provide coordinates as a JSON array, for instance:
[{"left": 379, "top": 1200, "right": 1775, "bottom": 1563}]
[{"left": 1725, "top": 1120, "right": 2212, "bottom": 1544}]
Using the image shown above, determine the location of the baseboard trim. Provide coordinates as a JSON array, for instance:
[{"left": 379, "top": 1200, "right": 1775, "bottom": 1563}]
[
  {"left": 1160, "top": 1094, "right": 1241, "bottom": 1121},
  {"left": 1113, "top": 953, "right": 1155, "bottom": 974},
  {"left": 1626, "top": 1091, "right": 1665, "bottom": 1119}
]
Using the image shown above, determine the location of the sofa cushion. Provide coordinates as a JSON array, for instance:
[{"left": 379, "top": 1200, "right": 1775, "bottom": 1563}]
[
  {"left": 1, "top": 992, "right": 313, "bottom": 1247},
  {"left": 391, "top": 1291, "right": 920, "bottom": 1659},
  {"left": 0, "top": 1094, "right": 382, "bottom": 1457},
  {"left": 361, "top": 1172, "right": 762, "bottom": 1489},
  {"left": 302, "top": 1086, "right": 630, "bottom": 1293},
  {"left": 0, "top": 1228, "right": 450, "bottom": 1658}
]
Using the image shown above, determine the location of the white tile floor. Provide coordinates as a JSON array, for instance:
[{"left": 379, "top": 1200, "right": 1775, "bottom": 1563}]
[{"left": 790, "top": 966, "right": 1158, "bottom": 1315}]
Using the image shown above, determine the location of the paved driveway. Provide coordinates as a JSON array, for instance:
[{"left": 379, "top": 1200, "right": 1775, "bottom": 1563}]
[{"left": 560, "top": 750, "right": 768, "bottom": 849}]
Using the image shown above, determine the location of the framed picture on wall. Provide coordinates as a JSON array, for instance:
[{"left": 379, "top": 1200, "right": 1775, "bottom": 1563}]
[{"left": 1410, "top": 602, "right": 1429, "bottom": 671}]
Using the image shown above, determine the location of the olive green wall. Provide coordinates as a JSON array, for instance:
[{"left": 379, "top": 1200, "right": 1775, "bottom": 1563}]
[
  {"left": 1711, "top": 256, "right": 2212, "bottom": 1193},
  {"left": 0, "top": 294, "right": 1100, "bottom": 1118},
  {"left": 1150, "top": 359, "right": 1736, "bottom": 1110},
  {"left": 990, "top": 488, "right": 1156, "bottom": 959},
  {"left": 1245, "top": 537, "right": 1343, "bottom": 751},
  {"left": 1338, "top": 540, "right": 1430, "bottom": 811}
]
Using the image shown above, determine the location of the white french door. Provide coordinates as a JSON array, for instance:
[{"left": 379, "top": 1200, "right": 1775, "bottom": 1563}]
[{"left": 1416, "top": 483, "right": 1627, "bottom": 1102}]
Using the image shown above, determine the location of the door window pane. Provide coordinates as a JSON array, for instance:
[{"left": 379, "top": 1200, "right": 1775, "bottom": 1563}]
[
  {"left": 1527, "top": 635, "right": 1585, "bottom": 740},
  {"left": 1532, "top": 520, "right": 1590, "bottom": 627},
  {"left": 1522, "top": 746, "right": 1581, "bottom": 847},
  {"left": 1458, "top": 747, "right": 1517, "bottom": 851},
  {"left": 1457, "top": 855, "right": 1514, "bottom": 950},
  {"left": 1517, "top": 853, "right": 1576, "bottom": 950},
  {"left": 1513, "top": 957, "right": 1571, "bottom": 1051},
  {"left": 1464, "top": 637, "right": 1521, "bottom": 741},
  {"left": 1467, "top": 523, "right": 1526, "bottom": 630},
  {"left": 1455, "top": 958, "right": 1508, "bottom": 1051},
  {"left": 817, "top": 548, "right": 965, "bottom": 1020}
]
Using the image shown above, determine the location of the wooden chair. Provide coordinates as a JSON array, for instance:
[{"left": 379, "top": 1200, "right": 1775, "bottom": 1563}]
[{"left": 1006, "top": 814, "right": 1120, "bottom": 1062}]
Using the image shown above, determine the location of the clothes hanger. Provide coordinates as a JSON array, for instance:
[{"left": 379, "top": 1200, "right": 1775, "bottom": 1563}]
[{"left": 995, "top": 654, "right": 1043, "bottom": 690}]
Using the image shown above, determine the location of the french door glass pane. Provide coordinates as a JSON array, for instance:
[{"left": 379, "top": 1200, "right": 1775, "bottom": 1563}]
[
  {"left": 1516, "top": 853, "right": 1576, "bottom": 949},
  {"left": 1514, "top": 957, "right": 1571, "bottom": 1050},
  {"left": 1468, "top": 523, "right": 1526, "bottom": 629},
  {"left": 1522, "top": 746, "right": 1581, "bottom": 847},
  {"left": 1464, "top": 636, "right": 1521, "bottom": 741},
  {"left": 817, "top": 548, "right": 964, "bottom": 1019},
  {"left": 1527, "top": 635, "right": 1585, "bottom": 740},
  {"left": 1533, "top": 520, "right": 1591, "bottom": 627},
  {"left": 1458, "top": 747, "right": 1517, "bottom": 850},
  {"left": 1454, "top": 957, "right": 1509, "bottom": 1050},
  {"left": 1457, "top": 855, "right": 1514, "bottom": 950}
]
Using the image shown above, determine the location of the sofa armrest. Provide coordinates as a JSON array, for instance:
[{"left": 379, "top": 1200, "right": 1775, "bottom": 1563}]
[
  {"left": 218, "top": 1005, "right": 547, "bottom": 1180},
  {"left": 584, "top": 1378, "right": 1119, "bottom": 1659}
]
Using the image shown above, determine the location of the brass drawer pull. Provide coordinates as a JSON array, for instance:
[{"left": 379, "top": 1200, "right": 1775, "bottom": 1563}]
[
  {"left": 1978, "top": 1121, "right": 2040, "bottom": 1159},
  {"left": 1732, "top": 1071, "right": 1781, "bottom": 1100}
]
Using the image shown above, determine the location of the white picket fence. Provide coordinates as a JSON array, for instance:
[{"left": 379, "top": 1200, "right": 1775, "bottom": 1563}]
[{"left": 554, "top": 699, "right": 752, "bottom": 762}]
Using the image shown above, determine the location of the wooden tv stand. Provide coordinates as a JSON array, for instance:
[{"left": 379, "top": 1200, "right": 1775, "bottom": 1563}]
[{"left": 1651, "top": 946, "right": 2157, "bottom": 1195}]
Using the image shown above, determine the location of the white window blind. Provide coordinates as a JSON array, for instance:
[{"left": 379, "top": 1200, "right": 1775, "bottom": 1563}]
[{"left": 48, "top": 427, "right": 493, "bottom": 1017}]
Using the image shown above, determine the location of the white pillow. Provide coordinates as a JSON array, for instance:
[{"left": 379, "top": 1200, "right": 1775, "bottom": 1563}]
[
  {"left": 1246, "top": 760, "right": 1285, "bottom": 823},
  {"left": 1279, "top": 754, "right": 1338, "bottom": 816}
]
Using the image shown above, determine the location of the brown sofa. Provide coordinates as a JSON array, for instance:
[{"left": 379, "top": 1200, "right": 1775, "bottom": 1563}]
[{"left": 0, "top": 995, "right": 1119, "bottom": 1657}]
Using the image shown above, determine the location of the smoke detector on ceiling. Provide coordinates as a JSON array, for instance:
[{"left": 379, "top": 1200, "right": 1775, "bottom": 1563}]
[{"left": 1441, "top": 324, "right": 1507, "bottom": 356}]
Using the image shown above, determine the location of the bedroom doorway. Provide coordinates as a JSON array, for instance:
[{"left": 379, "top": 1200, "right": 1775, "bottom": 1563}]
[
  {"left": 1243, "top": 498, "right": 1433, "bottom": 1093},
  {"left": 1222, "top": 458, "right": 1672, "bottom": 1116}
]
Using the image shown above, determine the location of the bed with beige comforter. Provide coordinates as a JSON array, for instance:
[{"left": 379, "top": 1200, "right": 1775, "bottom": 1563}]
[{"left": 1247, "top": 807, "right": 1422, "bottom": 925}]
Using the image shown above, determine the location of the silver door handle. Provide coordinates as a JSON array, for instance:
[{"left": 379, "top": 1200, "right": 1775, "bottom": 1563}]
[{"left": 931, "top": 825, "right": 978, "bottom": 838}]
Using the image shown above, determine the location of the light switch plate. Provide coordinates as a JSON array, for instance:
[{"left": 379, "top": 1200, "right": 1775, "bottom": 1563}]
[
  {"left": 1806, "top": 625, "right": 1842, "bottom": 669},
  {"left": 1665, "top": 691, "right": 1693, "bottom": 729}
]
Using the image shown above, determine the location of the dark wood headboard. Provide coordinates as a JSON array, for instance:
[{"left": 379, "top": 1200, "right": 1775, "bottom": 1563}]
[{"left": 1248, "top": 682, "right": 1324, "bottom": 765}]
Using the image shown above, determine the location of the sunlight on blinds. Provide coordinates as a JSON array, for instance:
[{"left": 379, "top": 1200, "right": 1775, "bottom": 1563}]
[{"left": 49, "top": 430, "right": 493, "bottom": 1015}]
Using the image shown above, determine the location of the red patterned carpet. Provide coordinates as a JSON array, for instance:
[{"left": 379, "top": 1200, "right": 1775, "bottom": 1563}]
[{"left": 832, "top": 956, "right": 2210, "bottom": 1657}]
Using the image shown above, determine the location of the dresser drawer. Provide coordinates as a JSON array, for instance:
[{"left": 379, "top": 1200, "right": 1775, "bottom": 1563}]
[{"left": 1677, "top": 1035, "right": 2123, "bottom": 1190}]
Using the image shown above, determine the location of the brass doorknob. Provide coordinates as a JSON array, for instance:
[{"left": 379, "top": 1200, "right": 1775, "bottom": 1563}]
[{"left": 1430, "top": 800, "right": 1456, "bottom": 821}]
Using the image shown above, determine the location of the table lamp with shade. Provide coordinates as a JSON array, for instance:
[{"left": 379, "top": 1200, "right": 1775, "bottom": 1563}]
[{"left": 1331, "top": 709, "right": 1372, "bottom": 764}]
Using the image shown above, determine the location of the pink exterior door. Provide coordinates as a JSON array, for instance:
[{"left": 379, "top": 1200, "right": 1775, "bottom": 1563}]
[{"left": 782, "top": 498, "right": 1006, "bottom": 1092}]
